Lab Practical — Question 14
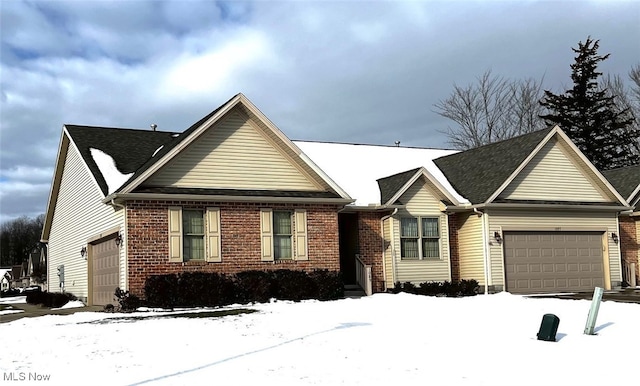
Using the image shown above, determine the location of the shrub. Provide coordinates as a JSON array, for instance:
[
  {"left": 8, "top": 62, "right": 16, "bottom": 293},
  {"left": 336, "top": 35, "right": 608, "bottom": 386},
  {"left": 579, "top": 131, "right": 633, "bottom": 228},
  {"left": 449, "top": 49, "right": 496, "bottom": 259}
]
[
  {"left": 26, "top": 291, "right": 77, "bottom": 308},
  {"left": 308, "top": 269, "right": 343, "bottom": 300},
  {"left": 143, "top": 269, "right": 344, "bottom": 308},
  {"left": 114, "top": 287, "right": 142, "bottom": 312},
  {"left": 393, "top": 279, "right": 479, "bottom": 297},
  {"left": 144, "top": 274, "right": 179, "bottom": 309},
  {"left": 234, "top": 271, "right": 275, "bottom": 303},
  {"left": 271, "top": 269, "right": 317, "bottom": 301}
]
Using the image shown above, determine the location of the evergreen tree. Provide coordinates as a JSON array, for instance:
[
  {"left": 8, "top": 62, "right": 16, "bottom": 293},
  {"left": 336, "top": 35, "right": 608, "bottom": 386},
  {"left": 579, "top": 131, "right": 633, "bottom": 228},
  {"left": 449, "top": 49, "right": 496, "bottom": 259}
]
[{"left": 539, "top": 37, "right": 640, "bottom": 170}]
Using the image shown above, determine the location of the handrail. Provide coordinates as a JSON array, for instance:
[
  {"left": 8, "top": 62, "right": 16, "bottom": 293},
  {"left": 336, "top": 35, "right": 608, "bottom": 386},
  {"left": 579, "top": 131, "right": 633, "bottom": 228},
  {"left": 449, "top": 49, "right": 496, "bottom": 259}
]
[
  {"left": 355, "top": 254, "right": 373, "bottom": 296},
  {"left": 622, "top": 260, "right": 637, "bottom": 287}
]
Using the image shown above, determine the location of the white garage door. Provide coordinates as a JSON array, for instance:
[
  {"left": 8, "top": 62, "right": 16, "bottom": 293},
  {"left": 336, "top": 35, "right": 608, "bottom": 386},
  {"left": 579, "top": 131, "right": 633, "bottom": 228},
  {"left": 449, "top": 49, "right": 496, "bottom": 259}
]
[
  {"left": 504, "top": 231, "right": 604, "bottom": 294},
  {"left": 92, "top": 236, "right": 119, "bottom": 306}
]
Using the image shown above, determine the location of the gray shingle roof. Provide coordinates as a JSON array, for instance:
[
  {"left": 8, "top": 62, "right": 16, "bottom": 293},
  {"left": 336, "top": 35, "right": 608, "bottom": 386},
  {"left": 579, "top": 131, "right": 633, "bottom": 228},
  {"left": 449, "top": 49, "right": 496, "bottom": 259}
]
[
  {"left": 377, "top": 168, "right": 420, "bottom": 205},
  {"left": 602, "top": 163, "right": 640, "bottom": 201},
  {"left": 65, "top": 125, "right": 177, "bottom": 196},
  {"left": 433, "top": 128, "right": 553, "bottom": 204}
]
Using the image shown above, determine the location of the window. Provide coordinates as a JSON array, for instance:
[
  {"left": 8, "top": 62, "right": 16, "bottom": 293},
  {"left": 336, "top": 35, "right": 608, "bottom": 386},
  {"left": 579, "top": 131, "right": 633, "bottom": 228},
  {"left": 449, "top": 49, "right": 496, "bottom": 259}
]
[
  {"left": 260, "top": 208, "right": 308, "bottom": 262},
  {"left": 400, "top": 217, "right": 440, "bottom": 259},
  {"left": 182, "top": 210, "right": 205, "bottom": 261},
  {"left": 168, "top": 207, "right": 221, "bottom": 263},
  {"left": 273, "top": 211, "right": 292, "bottom": 259}
]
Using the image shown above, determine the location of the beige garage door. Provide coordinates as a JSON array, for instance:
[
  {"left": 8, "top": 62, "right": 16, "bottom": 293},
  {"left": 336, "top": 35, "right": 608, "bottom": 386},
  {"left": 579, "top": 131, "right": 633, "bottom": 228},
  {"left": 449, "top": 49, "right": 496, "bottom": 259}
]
[
  {"left": 92, "top": 236, "right": 119, "bottom": 306},
  {"left": 504, "top": 231, "right": 604, "bottom": 294}
]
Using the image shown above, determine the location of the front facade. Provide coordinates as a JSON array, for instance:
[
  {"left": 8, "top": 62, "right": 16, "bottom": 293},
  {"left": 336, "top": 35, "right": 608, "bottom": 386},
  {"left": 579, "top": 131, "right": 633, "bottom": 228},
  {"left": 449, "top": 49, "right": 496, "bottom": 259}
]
[{"left": 42, "top": 94, "right": 632, "bottom": 305}]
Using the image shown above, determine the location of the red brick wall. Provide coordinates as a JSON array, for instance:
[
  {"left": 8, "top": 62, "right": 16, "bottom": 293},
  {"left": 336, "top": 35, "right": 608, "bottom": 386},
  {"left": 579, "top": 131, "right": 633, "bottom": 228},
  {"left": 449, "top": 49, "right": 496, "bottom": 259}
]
[
  {"left": 448, "top": 213, "right": 460, "bottom": 282},
  {"left": 357, "top": 212, "right": 385, "bottom": 292},
  {"left": 619, "top": 216, "right": 638, "bottom": 280},
  {"left": 126, "top": 200, "right": 341, "bottom": 297}
]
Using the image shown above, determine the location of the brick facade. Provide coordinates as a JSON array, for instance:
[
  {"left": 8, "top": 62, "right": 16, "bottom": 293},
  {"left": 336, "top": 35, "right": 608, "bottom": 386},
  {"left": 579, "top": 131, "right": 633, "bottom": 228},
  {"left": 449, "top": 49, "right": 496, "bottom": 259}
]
[
  {"left": 448, "top": 213, "right": 461, "bottom": 282},
  {"left": 126, "top": 200, "right": 341, "bottom": 297},
  {"left": 619, "top": 215, "right": 639, "bottom": 281},
  {"left": 357, "top": 212, "right": 385, "bottom": 292}
]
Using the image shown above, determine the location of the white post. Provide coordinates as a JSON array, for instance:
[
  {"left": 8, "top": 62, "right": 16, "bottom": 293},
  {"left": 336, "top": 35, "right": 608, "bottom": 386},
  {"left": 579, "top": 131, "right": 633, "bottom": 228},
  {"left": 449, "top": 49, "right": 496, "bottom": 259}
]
[{"left": 584, "top": 287, "right": 604, "bottom": 335}]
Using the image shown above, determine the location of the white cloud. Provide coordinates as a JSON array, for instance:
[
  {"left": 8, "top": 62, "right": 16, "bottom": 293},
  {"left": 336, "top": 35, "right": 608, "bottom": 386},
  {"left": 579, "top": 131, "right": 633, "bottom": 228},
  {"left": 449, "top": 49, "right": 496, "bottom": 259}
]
[{"left": 1, "top": 0, "right": 639, "bottom": 222}]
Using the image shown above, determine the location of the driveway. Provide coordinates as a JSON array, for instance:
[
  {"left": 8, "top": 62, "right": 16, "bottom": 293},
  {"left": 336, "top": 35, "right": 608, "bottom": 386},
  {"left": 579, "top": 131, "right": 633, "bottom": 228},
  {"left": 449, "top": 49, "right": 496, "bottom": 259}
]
[{"left": 0, "top": 300, "right": 103, "bottom": 323}]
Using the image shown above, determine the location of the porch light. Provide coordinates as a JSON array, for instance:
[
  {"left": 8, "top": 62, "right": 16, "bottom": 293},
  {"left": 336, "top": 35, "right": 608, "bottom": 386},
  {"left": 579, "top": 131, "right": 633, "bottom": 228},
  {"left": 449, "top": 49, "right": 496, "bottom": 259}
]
[
  {"left": 611, "top": 232, "right": 619, "bottom": 244},
  {"left": 80, "top": 246, "right": 87, "bottom": 259},
  {"left": 494, "top": 231, "right": 503, "bottom": 244},
  {"left": 115, "top": 232, "right": 123, "bottom": 247}
]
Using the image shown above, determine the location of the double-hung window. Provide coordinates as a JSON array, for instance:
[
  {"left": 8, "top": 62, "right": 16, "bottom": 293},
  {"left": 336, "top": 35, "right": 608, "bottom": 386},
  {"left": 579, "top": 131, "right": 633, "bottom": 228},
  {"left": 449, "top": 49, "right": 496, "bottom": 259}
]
[
  {"left": 273, "top": 211, "right": 293, "bottom": 259},
  {"left": 400, "top": 217, "right": 440, "bottom": 259},
  {"left": 260, "top": 208, "right": 308, "bottom": 261},
  {"left": 182, "top": 210, "right": 205, "bottom": 261},
  {"left": 168, "top": 207, "right": 221, "bottom": 263}
]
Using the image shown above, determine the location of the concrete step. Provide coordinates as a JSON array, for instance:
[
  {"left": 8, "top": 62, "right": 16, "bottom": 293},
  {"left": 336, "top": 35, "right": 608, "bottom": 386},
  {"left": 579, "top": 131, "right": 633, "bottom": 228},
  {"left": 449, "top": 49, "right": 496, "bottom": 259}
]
[{"left": 344, "top": 284, "right": 366, "bottom": 298}]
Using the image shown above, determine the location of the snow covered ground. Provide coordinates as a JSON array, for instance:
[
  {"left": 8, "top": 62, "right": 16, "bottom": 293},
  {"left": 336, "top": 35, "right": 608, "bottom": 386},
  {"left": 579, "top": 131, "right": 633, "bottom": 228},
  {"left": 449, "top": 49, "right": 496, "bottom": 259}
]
[{"left": 2, "top": 292, "right": 638, "bottom": 386}]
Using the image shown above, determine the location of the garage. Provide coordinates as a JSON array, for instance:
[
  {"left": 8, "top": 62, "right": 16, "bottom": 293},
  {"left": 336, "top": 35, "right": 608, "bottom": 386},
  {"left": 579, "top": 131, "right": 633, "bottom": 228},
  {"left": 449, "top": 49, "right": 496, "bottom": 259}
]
[
  {"left": 504, "top": 231, "right": 605, "bottom": 294},
  {"left": 91, "top": 236, "right": 120, "bottom": 306}
]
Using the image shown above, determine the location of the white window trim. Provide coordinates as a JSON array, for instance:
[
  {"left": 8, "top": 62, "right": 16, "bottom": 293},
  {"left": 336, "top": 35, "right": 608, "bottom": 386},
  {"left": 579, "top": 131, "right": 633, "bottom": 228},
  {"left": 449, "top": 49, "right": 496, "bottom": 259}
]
[{"left": 400, "top": 216, "right": 441, "bottom": 260}]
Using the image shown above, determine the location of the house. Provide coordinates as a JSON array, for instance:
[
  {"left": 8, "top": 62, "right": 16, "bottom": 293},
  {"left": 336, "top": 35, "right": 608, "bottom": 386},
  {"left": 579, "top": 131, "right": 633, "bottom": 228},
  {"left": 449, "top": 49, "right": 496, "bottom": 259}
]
[
  {"left": 41, "top": 94, "right": 352, "bottom": 305},
  {"left": 603, "top": 164, "right": 640, "bottom": 285},
  {"left": 1, "top": 268, "right": 11, "bottom": 292},
  {"left": 10, "top": 263, "right": 29, "bottom": 289},
  {"left": 41, "top": 93, "right": 632, "bottom": 305},
  {"left": 299, "top": 127, "right": 630, "bottom": 294},
  {"left": 27, "top": 244, "right": 47, "bottom": 290}
]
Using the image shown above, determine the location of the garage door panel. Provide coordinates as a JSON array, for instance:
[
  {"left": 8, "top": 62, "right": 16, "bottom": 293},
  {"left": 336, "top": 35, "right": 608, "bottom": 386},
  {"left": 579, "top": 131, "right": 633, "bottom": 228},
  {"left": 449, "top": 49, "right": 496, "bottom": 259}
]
[
  {"left": 504, "top": 231, "right": 604, "bottom": 294},
  {"left": 92, "top": 236, "right": 119, "bottom": 306}
]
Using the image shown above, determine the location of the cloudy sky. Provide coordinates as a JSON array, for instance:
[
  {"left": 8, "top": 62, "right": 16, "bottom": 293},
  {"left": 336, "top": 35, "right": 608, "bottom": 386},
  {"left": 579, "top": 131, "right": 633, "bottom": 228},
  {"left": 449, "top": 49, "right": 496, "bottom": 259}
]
[{"left": 1, "top": 0, "right": 638, "bottom": 224}]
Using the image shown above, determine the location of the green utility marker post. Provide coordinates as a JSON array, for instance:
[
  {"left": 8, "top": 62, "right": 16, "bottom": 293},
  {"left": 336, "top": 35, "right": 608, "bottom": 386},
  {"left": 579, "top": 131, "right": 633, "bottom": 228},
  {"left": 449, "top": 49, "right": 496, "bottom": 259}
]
[{"left": 584, "top": 287, "right": 604, "bottom": 335}]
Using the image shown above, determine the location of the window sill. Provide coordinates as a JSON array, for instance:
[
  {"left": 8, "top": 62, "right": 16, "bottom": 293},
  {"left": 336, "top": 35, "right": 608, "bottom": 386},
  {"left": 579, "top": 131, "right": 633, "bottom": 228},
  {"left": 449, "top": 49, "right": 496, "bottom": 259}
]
[
  {"left": 400, "top": 258, "right": 442, "bottom": 262},
  {"left": 184, "top": 260, "right": 206, "bottom": 266}
]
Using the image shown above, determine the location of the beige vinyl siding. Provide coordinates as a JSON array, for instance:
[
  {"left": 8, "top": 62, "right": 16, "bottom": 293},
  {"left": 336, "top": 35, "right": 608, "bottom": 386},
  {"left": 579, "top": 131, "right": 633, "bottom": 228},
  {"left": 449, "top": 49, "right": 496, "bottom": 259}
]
[
  {"left": 383, "top": 217, "right": 394, "bottom": 289},
  {"left": 487, "top": 210, "right": 620, "bottom": 289},
  {"left": 457, "top": 212, "right": 486, "bottom": 285},
  {"left": 499, "top": 137, "right": 608, "bottom": 202},
  {"left": 393, "top": 178, "right": 450, "bottom": 283},
  {"left": 48, "top": 142, "right": 124, "bottom": 300},
  {"left": 146, "top": 108, "right": 319, "bottom": 191}
]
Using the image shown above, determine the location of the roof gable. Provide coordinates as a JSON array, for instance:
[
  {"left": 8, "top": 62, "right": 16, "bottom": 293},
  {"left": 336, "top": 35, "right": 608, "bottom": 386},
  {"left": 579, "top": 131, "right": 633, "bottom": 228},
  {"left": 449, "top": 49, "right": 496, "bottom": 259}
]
[
  {"left": 433, "top": 128, "right": 553, "bottom": 204},
  {"left": 378, "top": 167, "right": 459, "bottom": 206},
  {"left": 497, "top": 136, "right": 610, "bottom": 202},
  {"left": 119, "top": 94, "right": 349, "bottom": 199},
  {"left": 143, "top": 106, "right": 321, "bottom": 191}
]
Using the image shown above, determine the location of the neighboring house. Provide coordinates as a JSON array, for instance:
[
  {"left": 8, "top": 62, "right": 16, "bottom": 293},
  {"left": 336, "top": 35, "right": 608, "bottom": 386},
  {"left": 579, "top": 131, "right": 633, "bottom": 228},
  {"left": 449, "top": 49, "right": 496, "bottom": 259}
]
[
  {"left": 10, "top": 263, "right": 29, "bottom": 289},
  {"left": 300, "top": 127, "right": 629, "bottom": 294},
  {"left": 603, "top": 164, "right": 640, "bottom": 285},
  {"left": 41, "top": 93, "right": 632, "bottom": 305},
  {"left": 1, "top": 268, "right": 11, "bottom": 291},
  {"left": 27, "top": 244, "right": 47, "bottom": 290}
]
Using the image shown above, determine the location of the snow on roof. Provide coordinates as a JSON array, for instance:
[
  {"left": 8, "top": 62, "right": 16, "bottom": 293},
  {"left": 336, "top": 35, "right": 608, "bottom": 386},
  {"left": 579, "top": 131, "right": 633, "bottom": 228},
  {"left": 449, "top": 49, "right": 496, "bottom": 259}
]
[
  {"left": 152, "top": 145, "right": 164, "bottom": 157},
  {"left": 294, "top": 141, "right": 468, "bottom": 206},
  {"left": 90, "top": 148, "right": 134, "bottom": 195}
]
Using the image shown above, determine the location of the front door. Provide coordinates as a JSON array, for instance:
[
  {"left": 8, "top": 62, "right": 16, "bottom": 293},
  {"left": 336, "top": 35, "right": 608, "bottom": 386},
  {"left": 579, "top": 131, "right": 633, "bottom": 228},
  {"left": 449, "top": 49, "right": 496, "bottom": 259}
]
[{"left": 339, "top": 213, "right": 359, "bottom": 285}]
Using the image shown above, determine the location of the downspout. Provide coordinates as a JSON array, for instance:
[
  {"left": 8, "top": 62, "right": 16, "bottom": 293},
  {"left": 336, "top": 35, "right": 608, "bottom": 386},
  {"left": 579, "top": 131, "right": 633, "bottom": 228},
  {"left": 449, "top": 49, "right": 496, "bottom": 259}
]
[
  {"left": 381, "top": 208, "right": 398, "bottom": 291},
  {"left": 110, "top": 199, "right": 127, "bottom": 291},
  {"left": 474, "top": 208, "right": 489, "bottom": 295}
]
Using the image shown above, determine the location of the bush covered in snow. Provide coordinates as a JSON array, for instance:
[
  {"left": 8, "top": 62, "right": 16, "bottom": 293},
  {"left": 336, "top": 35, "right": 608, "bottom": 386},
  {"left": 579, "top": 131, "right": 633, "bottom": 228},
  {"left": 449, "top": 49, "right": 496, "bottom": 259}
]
[
  {"left": 392, "top": 279, "right": 479, "bottom": 297},
  {"left": 26, "top": 290, "right": 77, "bottom": 308},
  {"left": 144, "top": 269, "right": 343, "bottom": 308}
]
